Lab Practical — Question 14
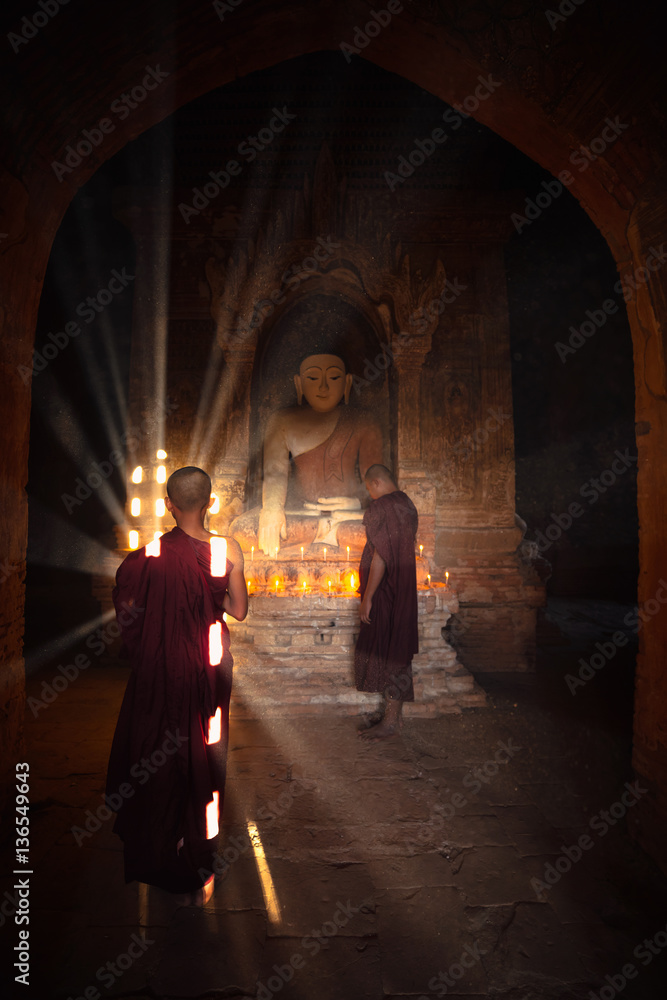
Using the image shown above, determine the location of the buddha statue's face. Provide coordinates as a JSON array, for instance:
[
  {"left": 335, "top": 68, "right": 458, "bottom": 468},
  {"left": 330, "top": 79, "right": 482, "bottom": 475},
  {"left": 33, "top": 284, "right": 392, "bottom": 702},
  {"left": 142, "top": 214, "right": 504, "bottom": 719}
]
[{"left": 295, "top": 354, "right": 351, "bottom": 412}]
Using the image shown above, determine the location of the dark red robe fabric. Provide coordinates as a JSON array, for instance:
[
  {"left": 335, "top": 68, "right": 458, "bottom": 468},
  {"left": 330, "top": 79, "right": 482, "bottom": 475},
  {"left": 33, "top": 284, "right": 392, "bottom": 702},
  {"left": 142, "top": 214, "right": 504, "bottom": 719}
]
[
  {"left": 106, "top": 526, "right": 233, "bottom": 892},
  {"left": 354, "top": 490, "right": 419, "bottom": 700}
]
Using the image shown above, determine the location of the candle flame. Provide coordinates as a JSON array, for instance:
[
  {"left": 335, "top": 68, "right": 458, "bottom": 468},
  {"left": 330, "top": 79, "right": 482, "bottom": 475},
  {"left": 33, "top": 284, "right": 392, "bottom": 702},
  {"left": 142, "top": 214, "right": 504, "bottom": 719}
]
[
  {"left": 129, "top": 530, "right": 139, "bottom": 550},
  {"left": 131, "top": 466, "right": 142, "bottom": 484}
]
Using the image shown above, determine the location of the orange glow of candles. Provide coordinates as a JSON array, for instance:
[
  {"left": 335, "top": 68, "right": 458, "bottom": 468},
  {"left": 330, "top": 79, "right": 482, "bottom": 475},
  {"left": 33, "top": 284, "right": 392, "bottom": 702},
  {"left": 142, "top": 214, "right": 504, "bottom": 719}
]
[
  {"left": 145, "top": 536, "right": 161, "bottom": 558},
  {"left": 323, "top": 547, "right": 327, "bottom": 562},
  {"left": 206, "top": 791, "right": 219, "bottom": 839},
  {"left": 251, "top": 545, "right": 254, "bottom": 561},
  {"left": 206, "top": 707, "right": 222, "bottom": 745},
  {"left": 349, "top": 572, "right": 357, "bottom": 591},
  {"left": 210, "top": 536, "right": 227, "bottom": 576},
  {"left": 247, "top": 578, "right": 253, "bottom": 593},
  {"left": 427, "top": 574, "right": 431, "bottom": 586},
  {"left": 445, "top": 570, "right": 449, "bottom": 586},
  {"left": 302, "top": 580, "right": 307, "bottom": 595},
  {"left": 208, "top": 621, "right": 223, "bottom": 665},
  {"left": 328, "top": 580, "right": 332, "bottom": 594},
  {"left": 275, "top": 578, "right": 279, "bottom": 594},
  {"left": 347, "top": 545, "right": 350, "bottom": 561},
  {"left": 128, "top": 530, "right": 139, "bottom": 550},
  {"left": 419, "top": 544, "right": 423, "bottom": 557}
]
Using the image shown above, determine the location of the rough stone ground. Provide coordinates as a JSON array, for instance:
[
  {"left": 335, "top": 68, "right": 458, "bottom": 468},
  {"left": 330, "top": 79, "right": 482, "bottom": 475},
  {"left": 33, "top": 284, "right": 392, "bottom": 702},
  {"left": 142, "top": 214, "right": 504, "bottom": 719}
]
[{"left": 2, "top": 600, "right": 667, "bottom": 999}]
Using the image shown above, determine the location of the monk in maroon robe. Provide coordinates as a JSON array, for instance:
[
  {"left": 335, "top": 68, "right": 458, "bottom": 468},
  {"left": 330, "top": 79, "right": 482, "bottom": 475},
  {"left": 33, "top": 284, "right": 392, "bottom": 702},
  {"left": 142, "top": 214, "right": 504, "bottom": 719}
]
[
  {"left": 106, "top": 467, "right": 247, "bottom": 903},
  {"left": 354, "top": 465, "right": 419, "bottom": 740}
]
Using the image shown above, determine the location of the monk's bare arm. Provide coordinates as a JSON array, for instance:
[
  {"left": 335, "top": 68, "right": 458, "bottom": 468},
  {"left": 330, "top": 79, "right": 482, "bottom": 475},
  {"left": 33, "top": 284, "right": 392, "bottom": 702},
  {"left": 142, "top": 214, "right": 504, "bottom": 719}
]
[
  {"left": 222, "top": 537, "right": 248, "bottom": 621},
  {"left": 359, "top": 550, "right": 386, "bottom": 624}
]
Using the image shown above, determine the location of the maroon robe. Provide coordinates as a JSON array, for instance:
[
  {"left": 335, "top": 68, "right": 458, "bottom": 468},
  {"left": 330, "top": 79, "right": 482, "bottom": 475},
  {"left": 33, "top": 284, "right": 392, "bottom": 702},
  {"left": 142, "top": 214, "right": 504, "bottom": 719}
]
[
  {"left": 354, "top": 490, "right": 419, "bottom": 700},
  {"left": 106, "top": 526, "right": 233, "bottom": 892}
]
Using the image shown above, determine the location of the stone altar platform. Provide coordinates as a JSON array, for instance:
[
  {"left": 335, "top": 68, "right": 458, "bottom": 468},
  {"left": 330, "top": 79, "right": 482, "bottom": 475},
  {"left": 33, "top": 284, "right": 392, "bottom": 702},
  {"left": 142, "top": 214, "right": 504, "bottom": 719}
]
[{"left": 226, "top": 582, "right": 486, "bottom": 718}]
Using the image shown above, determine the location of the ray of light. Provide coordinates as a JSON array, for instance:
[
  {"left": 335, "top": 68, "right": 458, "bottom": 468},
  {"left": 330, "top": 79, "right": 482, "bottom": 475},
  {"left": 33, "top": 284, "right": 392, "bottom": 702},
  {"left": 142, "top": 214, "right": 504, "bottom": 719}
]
[{"left": 247, "top": 820, "right": 281, "bottom": 926}]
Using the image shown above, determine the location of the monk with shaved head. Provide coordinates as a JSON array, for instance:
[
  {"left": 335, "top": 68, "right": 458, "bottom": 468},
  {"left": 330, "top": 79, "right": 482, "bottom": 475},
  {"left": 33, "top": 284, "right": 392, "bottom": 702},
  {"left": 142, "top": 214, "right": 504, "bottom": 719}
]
[
  {"left": 106, "top": 466, "right": 247, "bottom": 905},
  {"left": 355, "top": 464, "right": 419, "bottom": 739}
]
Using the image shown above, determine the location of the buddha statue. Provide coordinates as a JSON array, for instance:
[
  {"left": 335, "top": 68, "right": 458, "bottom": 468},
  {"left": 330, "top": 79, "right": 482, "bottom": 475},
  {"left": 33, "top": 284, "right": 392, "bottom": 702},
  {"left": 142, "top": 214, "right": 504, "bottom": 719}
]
[{"left": 231, "top": 353, "right": 384, "bottom": 556}]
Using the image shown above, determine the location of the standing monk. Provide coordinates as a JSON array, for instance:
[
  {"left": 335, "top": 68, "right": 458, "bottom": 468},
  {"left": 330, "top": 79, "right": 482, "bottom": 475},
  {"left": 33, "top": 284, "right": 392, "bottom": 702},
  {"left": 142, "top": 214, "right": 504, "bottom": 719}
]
[
  {"left": 106, "top": 467, "right": 247, "bottom": 904},
  {"left": 355, "top": 465, "right": 419, "bottom": 740}
]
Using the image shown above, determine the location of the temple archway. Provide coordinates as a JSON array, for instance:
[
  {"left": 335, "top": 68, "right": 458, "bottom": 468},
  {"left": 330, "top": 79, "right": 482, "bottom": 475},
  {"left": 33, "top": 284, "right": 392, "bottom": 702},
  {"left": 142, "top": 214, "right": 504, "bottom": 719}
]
[{"left": 2, "top": 0, "right": 665, "bottom": 869}]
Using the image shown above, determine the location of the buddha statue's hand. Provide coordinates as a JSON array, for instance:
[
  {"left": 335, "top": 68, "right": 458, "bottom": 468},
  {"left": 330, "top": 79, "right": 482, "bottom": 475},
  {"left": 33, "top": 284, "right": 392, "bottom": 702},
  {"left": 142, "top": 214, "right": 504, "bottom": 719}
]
[
  {"left": 258, "top": 509, "right": 287, "bottom": 555},
  {"left": 303, "top": 496, "right": 362, "bottom": 511}
]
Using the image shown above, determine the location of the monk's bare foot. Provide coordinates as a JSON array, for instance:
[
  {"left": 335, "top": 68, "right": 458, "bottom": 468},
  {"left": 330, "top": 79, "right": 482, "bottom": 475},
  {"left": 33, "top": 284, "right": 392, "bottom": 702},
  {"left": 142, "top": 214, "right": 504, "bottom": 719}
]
[
  {"left": 358, "top": 718, "right": 401, "bottom": 741},
  {"left": 184, "top": 874, "right": 215, "bottom": 907},
  {"left": 358, "top": 709, "right": 383, "bottom": 732}
]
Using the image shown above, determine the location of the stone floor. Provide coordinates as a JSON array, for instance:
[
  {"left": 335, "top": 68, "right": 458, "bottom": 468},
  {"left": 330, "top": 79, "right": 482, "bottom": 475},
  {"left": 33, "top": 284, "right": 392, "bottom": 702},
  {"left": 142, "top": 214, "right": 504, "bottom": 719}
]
[{"left": 2, "top": 600, "right": 667, "bottom": 999}]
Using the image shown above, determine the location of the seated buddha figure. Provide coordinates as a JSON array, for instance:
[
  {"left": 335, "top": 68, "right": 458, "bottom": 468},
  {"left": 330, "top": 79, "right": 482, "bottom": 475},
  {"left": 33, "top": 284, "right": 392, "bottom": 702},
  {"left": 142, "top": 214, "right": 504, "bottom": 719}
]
[{"left": 231, "top": 353, "right": 384, "bottom": 556}]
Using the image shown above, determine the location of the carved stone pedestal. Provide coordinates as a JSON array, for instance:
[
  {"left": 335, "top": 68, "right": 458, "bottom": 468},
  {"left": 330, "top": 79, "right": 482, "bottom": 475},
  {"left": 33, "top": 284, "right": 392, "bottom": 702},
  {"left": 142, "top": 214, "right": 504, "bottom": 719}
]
[{"left": 226, "top": 587, "right": 486, "bottom": 718}]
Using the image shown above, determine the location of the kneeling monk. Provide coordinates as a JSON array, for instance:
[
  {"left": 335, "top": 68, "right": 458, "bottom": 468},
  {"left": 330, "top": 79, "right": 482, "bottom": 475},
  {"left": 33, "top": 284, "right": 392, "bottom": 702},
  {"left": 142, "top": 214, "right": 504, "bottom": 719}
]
[
  {"left": 355, "top": 465, "right": 419, "bottom": 740},
  {"left": 106, "top": 467, "right": 248, "bottom": 903}
]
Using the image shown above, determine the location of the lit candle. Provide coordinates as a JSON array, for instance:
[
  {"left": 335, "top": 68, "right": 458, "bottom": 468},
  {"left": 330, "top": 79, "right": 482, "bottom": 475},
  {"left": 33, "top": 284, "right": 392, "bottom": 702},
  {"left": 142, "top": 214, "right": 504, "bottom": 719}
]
[
  {"left": 301, "top": 546, "right": 304, "bottom": 561},
  {"left": 324, "top": 547, "right": 327, "bottom": 562},
  {"left": 419, "top": 544, "right": 423, "bottom": 558},
  {"left": 247, "top": 579, "right": 253, "bottom": 593},
  {"left": 328, "top": 580, "right": 331, "bottom": 594},
  {"left": 445, "top": 570, "right": 449, "bottom": 587},
  {"left": 302, "top": 580, "right": 307, "bottom": 596},
  {"left": 275, "top": 578, "right": 279, "bottom": 594},
  {"left": 251, "top": 545, "right": 254, "bottom": 561},
  {"left": 427, "top": 573, "right": 431, "bottom": 586},
  {"left": 346, "top": 545, "right": 350, "bottom": 561}
]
